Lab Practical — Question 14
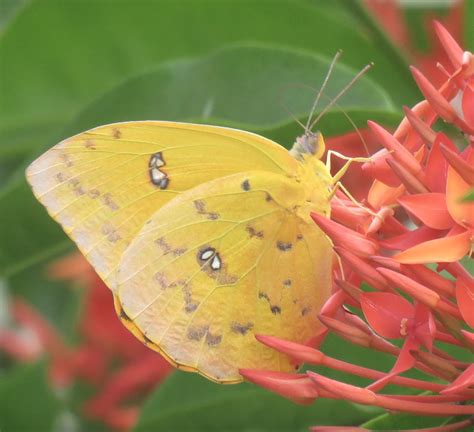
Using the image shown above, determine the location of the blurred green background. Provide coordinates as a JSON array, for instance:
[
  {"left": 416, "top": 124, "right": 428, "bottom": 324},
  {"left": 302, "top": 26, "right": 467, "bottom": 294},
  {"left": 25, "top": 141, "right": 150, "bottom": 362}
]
[{"left": 0, "top": 1, "right": 472, "bottom": 431}]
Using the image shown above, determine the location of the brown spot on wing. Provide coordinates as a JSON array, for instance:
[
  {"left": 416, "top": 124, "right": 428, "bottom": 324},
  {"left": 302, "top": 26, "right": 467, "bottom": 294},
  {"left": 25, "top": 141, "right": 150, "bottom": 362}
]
[
  {"left": 230, "top": 321, "right": 254, "bottom": 335},
  {"left": 241, "top": 179, "right": 251, "bottom": 191},
  {"left": 187, "top": 325, "right": 208, "bottom": 341},
  {"left": 270, "top": 305, "right": 281, "bottom": 314},
  {"left": 59, "top": 153, "right": 73, "bottom": 167},
  {"left": 101, "top": 222, "right": 122, "bottom": 243},
  {"left": 55, "top": 172, "right": 67, "bottom": 183},
  {"left": 112, "top": 128, "right": 122, "bottom": 139},
  {"left": 154, "top": 272, "right": 169, "bottom": 289},
  {"left": 193, "top": 199, "right": 220, "bottom": 220},
  {"left": 206, "top": 332, "right": 222, "bottom": 347},
  {"left": 277, "top": 241, "right": 292, "bottom": 251},
  {"left": 246, "top": 225, "right": 264, "bottom": 239},
  {"left": 155, "top": 237, "right": 187, "bottom": 256},
  {"left": 84, "top": 139, "right": 96, "bottom": 149},
  {"left": 118, "top": 307, "right": 132, "bottom": 322},
  {"left": 88, "top": 189, "right": 100, "bottom": 199},
  {"left": 102, "top": 193, "right": 119, "bottom": 211}
]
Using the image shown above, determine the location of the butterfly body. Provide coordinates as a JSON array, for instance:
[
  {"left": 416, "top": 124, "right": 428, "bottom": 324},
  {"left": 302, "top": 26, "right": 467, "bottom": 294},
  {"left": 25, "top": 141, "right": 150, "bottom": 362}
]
[{"left": 27, "top": 121, "right": 333, "bottom": 383}]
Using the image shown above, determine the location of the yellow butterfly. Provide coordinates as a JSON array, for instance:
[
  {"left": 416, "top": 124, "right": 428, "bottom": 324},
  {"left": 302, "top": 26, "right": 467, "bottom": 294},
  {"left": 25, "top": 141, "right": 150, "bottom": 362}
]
[
  {"left": 26, "top": 56, "right": 368, "bottom": 384},
  {"left": 26, "top": 121, "right": 333, "bottom": 383}
]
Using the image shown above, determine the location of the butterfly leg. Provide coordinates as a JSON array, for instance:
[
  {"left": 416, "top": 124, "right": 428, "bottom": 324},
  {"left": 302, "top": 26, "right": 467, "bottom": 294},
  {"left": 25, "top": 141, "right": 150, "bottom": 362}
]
[
  {"left": 329, "top": 180, "right": 379, "bottom": 219},
  {"left": 326, "top": 150, "right": 372, "bottom": 184}
]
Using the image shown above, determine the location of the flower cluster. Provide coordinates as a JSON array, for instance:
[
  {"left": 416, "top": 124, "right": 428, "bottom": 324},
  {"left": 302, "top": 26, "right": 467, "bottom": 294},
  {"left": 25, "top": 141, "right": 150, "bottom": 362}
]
[
  {"left": 241, "top": 22, "right": 473, "bottom": 431},
  {"left": 0, "top": 254, "right": 172, "bottom": 430}
]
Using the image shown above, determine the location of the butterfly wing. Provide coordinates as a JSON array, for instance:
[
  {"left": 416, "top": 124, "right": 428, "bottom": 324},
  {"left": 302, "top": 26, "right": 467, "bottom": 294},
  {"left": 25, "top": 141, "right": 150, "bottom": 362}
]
[
  {"left": 116, "top": 171, "right": 332, "bottom": 383},
  {"left": 26, "top": 121, "right": 299, "bottom": 287}
]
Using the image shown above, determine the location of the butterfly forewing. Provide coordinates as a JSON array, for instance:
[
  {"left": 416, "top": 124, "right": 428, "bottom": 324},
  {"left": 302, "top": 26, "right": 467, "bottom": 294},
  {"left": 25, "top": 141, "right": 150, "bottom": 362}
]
[{"left": 26, "top": 121, "right": 299, "bottom": 287}]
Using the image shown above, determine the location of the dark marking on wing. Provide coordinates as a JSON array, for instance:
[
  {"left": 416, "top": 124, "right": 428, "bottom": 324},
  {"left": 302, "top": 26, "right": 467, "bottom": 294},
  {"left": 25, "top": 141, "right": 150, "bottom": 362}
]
[
  {"left": 230, "top": 321, "right": 254, "bottom": 335},
  {"left": 149, "top": 152, "right": 169, "bottom": 189},
  {"left": 277, "top": 241, "right": 292, "bottom": 251},
  {"left": 187, "top": 325, "right": 209, "bottom": 341},
  {"left": 102, "top": 222, "right": 122, "bottom": 243},
  {"left": 270, "top": 305, "right": 281, "bottom": 314},
  {"left": 246, "top": 225, "right": 264, "bottom": 239},
  {"left": 241, "top": 179, "right": 251, "bottom": 191},
  {"left": 155, "top": 237, "right": 187, "bottom": 256},
  {"left": 102, "top": 193, "right": 119, "bottom": 210},
  {"left": 193, "top": 199, "right": 220, "bottom": 220},
  {"left": 88, "top": 189, "right": 100, "bottom": 199},
  {"left": 206, "top": 332, "right": 222, "bottom": 347},
  {"left": 84, "top": 139, "right": 96, "bottom": 149}
]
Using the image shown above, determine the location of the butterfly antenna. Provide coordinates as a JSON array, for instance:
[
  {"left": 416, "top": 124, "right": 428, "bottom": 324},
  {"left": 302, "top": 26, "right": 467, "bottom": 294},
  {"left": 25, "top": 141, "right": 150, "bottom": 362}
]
[
  {"left": 329, "top": 97, "right": 371, "bottom": 158},
  {"left": 305, "top": 50, "right": 342, "bottom": 132},
  {"left": 309, "top": 63, "right": 374, "bottom": 131},
  {"left": 278, "top": 83, "right": 310, "bottom": 131}
]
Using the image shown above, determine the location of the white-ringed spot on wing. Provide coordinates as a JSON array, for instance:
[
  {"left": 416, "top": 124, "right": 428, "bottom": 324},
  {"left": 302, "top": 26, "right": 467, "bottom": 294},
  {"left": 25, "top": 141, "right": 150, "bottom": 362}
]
[
  {"left": 149, "top": 152, "right": 169, "bottom": 189},
  {"left": 198, "top": 247, "right": 222, "bottom": 271}
]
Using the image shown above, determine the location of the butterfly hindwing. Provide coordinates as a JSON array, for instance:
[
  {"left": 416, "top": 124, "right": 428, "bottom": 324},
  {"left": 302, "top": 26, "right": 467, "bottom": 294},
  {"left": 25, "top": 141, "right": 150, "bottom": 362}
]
[
  {"left": 116, "top": 171, "right": 333, "bottom": 383},
  {"left": 26, "top": 121, "right": 299, "bottom": 287}
]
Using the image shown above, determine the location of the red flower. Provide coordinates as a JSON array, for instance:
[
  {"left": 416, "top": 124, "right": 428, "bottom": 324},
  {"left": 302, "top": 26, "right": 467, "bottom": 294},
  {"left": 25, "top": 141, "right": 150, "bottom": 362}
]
[
  {"left": 1, "top": 253, "right": 173, "bottom": 431},
  {"left": 246, "top": 21, "right": 474, "bottom": 428}
]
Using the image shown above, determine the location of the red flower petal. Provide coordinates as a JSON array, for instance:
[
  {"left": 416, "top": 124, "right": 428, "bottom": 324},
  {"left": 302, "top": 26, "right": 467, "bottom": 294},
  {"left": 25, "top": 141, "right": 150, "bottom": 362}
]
[
  {"left": 446, "top": 164, "right": 474, "bottom": 228},
  {"left": 380, "top": 225, "right": 441, "bottom": 250},
  {"left": 440, "top": 143, "right": 474, "bottom": 185},
  {"left": 462, "top": 83, "right": 474, "bottom": 127},
  {"left": 425, "top": 136, "right": 450, "bottom": 193},
  {"left": 362, "top": 148, "right": 401, "bottom": 187},
  {"left": 335, "top": 247, "right": 389, "bottom": 291},
  {"left": 433, "top": 21, "right": 463, "bottom": 69},
  {"left": 398, "top": 193, "right": 455, "bottom": 230},
  {"left": 368, "top": 121, "right": 424, "bottom": 178},
  {"left": 368, "top": 337, "right": 418, "bottom": 392},
  {"left": 394, "top": 230, "right": 471, "bottom": 263},
  {"left": 360, "top": 292, "right": 414, "bottom": 339},
  {"left": 239, "top": 369, "right": 318, "bottom": 404},
  {"left": 311, "top": 212, "right": 378, "bottom": 257},
  {"left": 368, "top": 180, "right": 405, "bottom": 209},
  {"left": 412, "top": 303, "right": 436, "bottom": 352},
  {"left": 456, "top": 277, "right": 474, "bottom": 328},
  {"left": 441, "top": 364, "right": 474, "bottom": 395}
]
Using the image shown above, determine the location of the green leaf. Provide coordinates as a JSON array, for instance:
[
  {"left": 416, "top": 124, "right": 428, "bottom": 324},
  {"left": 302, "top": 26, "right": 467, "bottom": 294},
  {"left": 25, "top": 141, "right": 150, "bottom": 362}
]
[
  {"left": 0, "top": 44, "right": 400, "bottom": 277},
  {"left": 0, "top": 362, "right": 61, "bottom": 431},
  {"left": 465, "top": 0, "right": 474, "bottom": 52},
  {"left": 461, "top": 188, "right": 474, "bottom": 202},
  {"left": 361, "top": 412, "right": 471, "bottom": 431},
  {"left": 70, "top": 44, "right": 394, "bottom": 133},
  {"left": 135, "top": 372, "right": 377, "bottom": 431},
  {"left": 0, "top": 0, "right": 417, "bottom": 153}
]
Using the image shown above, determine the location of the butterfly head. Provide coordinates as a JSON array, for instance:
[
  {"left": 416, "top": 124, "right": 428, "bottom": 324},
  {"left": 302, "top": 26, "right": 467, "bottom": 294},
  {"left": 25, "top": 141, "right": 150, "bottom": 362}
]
[{"left": 289, "top": 130, "right": 326, "bottom": 161}]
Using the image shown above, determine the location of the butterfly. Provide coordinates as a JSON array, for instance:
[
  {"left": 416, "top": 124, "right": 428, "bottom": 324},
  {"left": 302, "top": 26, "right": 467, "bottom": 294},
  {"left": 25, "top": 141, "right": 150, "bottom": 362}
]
[
  {"left": 26, "top": 55, "right": 369, "bottom": 383},
  {"left": 26, "top": 121, "right": 333, "bottom": 383}
]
